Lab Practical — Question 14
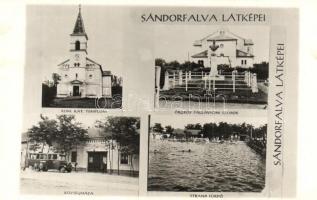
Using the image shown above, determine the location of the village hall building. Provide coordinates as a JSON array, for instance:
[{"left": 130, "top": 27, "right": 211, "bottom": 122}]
[
  {"left": 21, "top": 127, "right": 139, "bottom": 175},
  {"left": 191, "top": 28, "right": 254, "bottom": 68},
  {"left": 56, "top": 7, "right": 112, "bottom": 98}
]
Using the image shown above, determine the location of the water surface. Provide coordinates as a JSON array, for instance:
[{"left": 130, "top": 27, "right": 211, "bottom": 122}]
[{"left": 148, "top": 140, "right": 265, "bottom": 192}]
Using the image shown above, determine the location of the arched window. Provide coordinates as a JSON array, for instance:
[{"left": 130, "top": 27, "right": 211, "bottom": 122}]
[
  {"left": 75, "top": 41, "right": 80, "bottom": 50},
  {"left": 76, "top": 73, "right": 78, "bottom": 79}
]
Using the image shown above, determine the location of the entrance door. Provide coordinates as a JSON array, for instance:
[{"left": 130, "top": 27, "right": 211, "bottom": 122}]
[
  {"left": 73, "top": 86, "right": 80, "bottom": 96},
  {"left": 87, "top": 152, "right": 107, "bottom": 172}
]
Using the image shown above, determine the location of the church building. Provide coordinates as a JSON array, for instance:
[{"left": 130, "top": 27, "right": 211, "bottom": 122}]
[
  {"left": 191, "top": 28, "right": 254, "bottom": 68},
  {"left": 57, "top": 7, "right": 112, "bottom": 98}
]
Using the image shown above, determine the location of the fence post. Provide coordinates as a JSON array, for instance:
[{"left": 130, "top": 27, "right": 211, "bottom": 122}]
[
  {"left": 251, "top": 73, "right": 258, "bottom": 93},
  {"left": 155, "top": 66, "right": 161, "bottom": 108},
  {"left": 185, "top": 71, "right": 188, "bottom": 91},
  {"left": 173, "top": 72, "right": 176, "bottom": 88},
  {"left": 189, "top": 71, "right": 192, "bottom": 80},
  {"left": 162, "top": 71, "right": 170, "bottom": 91},
  {"left": 244, "top": 71, "right": 248, "bottom": 83},
  {"left": 204, "top": 73, "right": 207, "bottom": 89},
  {"left": 232, "top": 70, "right": 236, "bottom": 93},
  {"left": 179, "top": 70, "right": 183, "bottom": 86},
  {"left": 208, "top": 74, "right": 211, "bottom": 90}
]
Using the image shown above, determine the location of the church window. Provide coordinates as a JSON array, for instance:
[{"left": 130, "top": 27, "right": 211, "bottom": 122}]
[
  {"left": 76, "top": 73, "right": 78, "bottom": 79},
  {"left": 241, "top": 60, "right": 244, "bottom": 65},
  {"left": 75, "top": 41, "right": 80, "bottom": 50}
]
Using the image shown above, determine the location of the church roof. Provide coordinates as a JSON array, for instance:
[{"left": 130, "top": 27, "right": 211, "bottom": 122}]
[
  {"left": 236, "top": 49, "right": 254, "bottom": 58},
  {"left": 191, "top": 50, "right": 208, "bottom": 58},
  {"left": 206, "top": 34, "right": 237, "bottom": 41},
  {"left": 71, "top": 6, "right": 88, "bottom": 40},
  {"left": 102, "top": 71, "right": 112, "bottom": 76},
  {"left": 244, "top": 39, "right": 254, "bottom": 45},
  {"left": 193, "top": 29, "right": 253, "bottom": 46}
]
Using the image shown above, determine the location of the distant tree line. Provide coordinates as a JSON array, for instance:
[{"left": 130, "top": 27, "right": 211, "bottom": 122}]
[{"left": 152, "top": 122, "right": 267, "bottom": 140}]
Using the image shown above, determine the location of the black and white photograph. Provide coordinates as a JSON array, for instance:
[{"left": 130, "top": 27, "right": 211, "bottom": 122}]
[
  {"left": 0, "top": 4, "right": 301, "bottom": 200},
  {"left": 154, "top": 26, "right": 269, "bottom": 110},
  {"left": 148, "top": 115, "right": 267, "bottom": 192},
  {"left": 20, "top": 114, "right": 140, "bottom": 195},
  {"left": 27, "top": 6, "right": 123, "bottom": 109}
]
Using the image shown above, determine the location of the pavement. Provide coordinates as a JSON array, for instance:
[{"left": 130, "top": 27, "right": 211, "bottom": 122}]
[{"left": 20, "top": 169, "right": 139, "bottom": 196}]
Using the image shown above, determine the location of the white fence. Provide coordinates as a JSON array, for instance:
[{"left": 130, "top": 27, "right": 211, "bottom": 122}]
[{"left": 160, "top": 69, "right": 258, "bottom": 93}]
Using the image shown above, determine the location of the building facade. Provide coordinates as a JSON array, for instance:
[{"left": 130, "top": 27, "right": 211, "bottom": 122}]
[
  {"left": 21, "top": 128, "right": 139, "bottom": 176},
  {"left": 56, "top": 7, "right": 112, "bottom": 98},
  {"left": 191, "top": 28, "right": 254, "bottom": 68},
  {"left": 69, "top": 128, "right": 139, "bottom": 175}
]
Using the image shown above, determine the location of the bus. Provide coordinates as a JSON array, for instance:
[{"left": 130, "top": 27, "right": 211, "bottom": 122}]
[{"left": 26, "top": 153, "right": 72, "bottom": 172}]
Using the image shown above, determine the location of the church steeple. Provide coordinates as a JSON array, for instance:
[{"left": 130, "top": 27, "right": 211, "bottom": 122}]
[
  {"left": 70, "top": 5, "right": 88, "bottom": 54},
  {"left": 71, "top": 5, "right": 88, "bottom": 40}
]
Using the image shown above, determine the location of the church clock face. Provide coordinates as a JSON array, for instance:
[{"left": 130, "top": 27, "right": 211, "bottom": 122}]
[{"left": 75, "top": 54, "right": 80, "bottom": 61}]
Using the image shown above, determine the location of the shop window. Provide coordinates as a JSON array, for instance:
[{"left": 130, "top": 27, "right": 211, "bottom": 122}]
[
  {"left": 71, "top": 151, "right": 77, "bottom": 162},
  {"left": 120, "top": 153, "right": 129, "bottom": 164}
]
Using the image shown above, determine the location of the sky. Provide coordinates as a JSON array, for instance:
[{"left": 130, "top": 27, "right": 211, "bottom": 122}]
[
  {"left": 27, "top": 5, "right": 127, "bottom": 82},
  {"left": 150, "top": 114, "right": 267, "bottom": 129},
  {"left": 152, "top": 25, "right": 270, "bottom": 64},
  {"left": 27, "top": 6, "right": 270, "bottom": 83},
  {"left": 22, "top": 113, "right": 108, "bottom": 132}
]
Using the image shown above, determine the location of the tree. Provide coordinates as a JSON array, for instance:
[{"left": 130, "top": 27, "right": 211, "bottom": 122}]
[
  {"left": 152, "top": 123, "right": 164, "bottom": 133},
  {"left": 28, "top": 115, "right": 58, "bottom": 153},
  {"left": 54, "top": 115, "right": 88, "bottom": 157},
  {"left": 52, "top": 73, "right": 61, "bottom": 87},
  {"left": 155, "top": 58, "right": 166, "bottom": 67},
  {"left": 27, "top": 115, "right": 88, "bottom": 158},
  {"left": 97, "top": 117, "right": 140, "bottom": 175},
  {"left": 164, "top": 125, "right": 174, "bottom": 136},
  {"left": 185, "top": 123, "right": 202, "bottom": 130}
]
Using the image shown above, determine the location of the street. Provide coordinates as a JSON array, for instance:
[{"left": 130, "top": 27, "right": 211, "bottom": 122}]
[{"left": 20, "top": 169, "right": 138, "bottom": 196}]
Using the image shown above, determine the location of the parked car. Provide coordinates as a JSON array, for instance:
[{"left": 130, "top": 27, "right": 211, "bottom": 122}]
[{"left": 27, "top": 153, "right": 72, "bottom": 172}]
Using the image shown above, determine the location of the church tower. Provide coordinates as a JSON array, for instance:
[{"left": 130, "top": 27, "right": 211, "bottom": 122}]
[
  {"left": 56, "top": 5, "right": 112, "bottom": 99},
  {"left": 68, "top": 5, "right": 88, "bottom": 96},
  {"left": 70, "top": 5, "right": 88, "bottom": 67}
]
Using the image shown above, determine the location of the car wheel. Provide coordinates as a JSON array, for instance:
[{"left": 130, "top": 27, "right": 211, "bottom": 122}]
[{"left": 60, "top": 167, "right": 66, "bottom": 173}]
